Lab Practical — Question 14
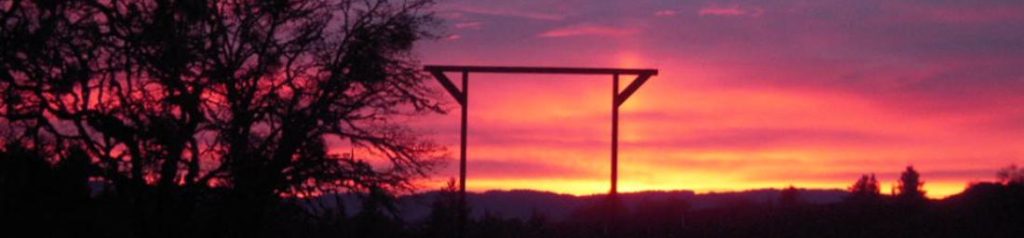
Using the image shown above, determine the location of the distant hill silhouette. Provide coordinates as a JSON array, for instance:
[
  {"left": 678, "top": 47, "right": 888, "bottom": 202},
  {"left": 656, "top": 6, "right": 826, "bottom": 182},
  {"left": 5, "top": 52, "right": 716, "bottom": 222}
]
[{"left": 322, "top": 188, "right": 847, "bottom": 222}]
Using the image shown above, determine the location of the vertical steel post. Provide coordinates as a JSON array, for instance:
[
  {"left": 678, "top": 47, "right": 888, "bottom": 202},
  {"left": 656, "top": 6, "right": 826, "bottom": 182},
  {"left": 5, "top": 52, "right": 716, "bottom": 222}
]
[
  {"left": 611, "top": 73, "right": 619, "bottom": 195},
  {"left": 458, "top": 70, "right": 469, "bottom": 238}
]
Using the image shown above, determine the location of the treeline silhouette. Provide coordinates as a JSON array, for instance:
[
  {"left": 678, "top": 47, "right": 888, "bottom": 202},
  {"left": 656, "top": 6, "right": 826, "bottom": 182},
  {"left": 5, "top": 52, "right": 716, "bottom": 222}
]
[
  {"left": 403, "top": 166, "right": 1024, "bottom": 238},
  {"left": 6, "top": 148, "right": 1024, "bottom": 238}
]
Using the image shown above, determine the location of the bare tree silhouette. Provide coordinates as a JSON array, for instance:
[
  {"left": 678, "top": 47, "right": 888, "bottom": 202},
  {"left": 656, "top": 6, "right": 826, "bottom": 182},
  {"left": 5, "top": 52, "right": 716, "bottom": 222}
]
[{"left": 1, "top": 0, "right": 444, "bottom": 237}]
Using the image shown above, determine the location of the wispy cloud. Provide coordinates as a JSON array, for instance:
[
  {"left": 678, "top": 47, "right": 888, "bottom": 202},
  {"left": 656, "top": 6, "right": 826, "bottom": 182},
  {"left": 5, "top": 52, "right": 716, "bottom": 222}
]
[
  {"left": 454, "top": 21, "right": 484, "bottom": 29},
  {"left": 654, "top": 10, "right": 678, "bottom": 17},
  {"left": 443, "top": 4, "right": 564, "bottom": 21},
  {"left": 538, "top": 24, "right": 638, "bottom": 38},
  {"left": 698, "top": 4, "right": 763, "bottom": 17},
  {"left": 471, "top": 160, "right": 599, "bottom": 179}
]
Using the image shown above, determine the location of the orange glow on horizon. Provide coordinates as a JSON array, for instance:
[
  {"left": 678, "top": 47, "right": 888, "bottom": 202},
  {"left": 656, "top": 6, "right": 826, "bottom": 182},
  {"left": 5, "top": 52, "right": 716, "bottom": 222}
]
[{"left": 417, "top": 177, "right": 972, "bottom": 199}]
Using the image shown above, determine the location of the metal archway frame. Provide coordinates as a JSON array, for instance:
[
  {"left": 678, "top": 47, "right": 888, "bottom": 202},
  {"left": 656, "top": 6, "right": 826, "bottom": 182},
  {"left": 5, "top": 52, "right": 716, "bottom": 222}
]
[{"left": 424, "top": 65, "right": 658, "bottom": 236}]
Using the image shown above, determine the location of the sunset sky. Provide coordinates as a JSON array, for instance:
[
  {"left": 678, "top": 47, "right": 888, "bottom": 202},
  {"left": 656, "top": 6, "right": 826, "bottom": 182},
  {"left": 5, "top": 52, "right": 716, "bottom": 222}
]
[{"left": 407, "top": 0, "right": 1024, "bottom": 198}]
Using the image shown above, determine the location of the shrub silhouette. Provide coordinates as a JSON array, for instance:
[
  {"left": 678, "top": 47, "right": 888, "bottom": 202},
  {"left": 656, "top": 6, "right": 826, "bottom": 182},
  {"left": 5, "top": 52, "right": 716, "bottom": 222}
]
[{"left": 997, "top": 164, "right": 1024, "bottom": 186}]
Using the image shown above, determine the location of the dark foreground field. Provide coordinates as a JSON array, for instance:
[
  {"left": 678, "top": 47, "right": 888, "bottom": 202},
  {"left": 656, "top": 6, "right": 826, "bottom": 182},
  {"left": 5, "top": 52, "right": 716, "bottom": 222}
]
[{"left": 3, "top": 156, "right": 1024, "bottom": 238}]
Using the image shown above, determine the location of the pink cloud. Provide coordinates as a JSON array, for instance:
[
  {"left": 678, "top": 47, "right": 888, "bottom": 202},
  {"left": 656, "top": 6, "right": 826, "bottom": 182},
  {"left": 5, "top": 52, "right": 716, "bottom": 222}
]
[
  {"left": 442, "top": 4, "right": 564, "bottom": 21},
  {"left": 454, "top": 21, "right": 483, "bottom": 29},
  {"left": 698, "top": 4, "right": 763, "bottom": 17},
  {"left": 469, "top": 160, "right": 600, "bottom": 179},
  {"left": 654, "top": 10, "right": 677, "bottom": 17},
  {"left": 538, "top": 24, "right": 638, "bottom": 38},
  {"left": 885, "top": 2, "right": 1024, "bottom": 24},
  {"left": 437, "top": 11, "right": 464, "bottom": 20}
]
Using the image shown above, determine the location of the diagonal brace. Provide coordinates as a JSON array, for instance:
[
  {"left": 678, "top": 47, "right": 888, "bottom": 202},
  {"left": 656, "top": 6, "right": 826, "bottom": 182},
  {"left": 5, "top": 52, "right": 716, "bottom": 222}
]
[
  {"left": 430, "top": 70, "right": 466, "bottom": 105},
  {"left": 614, "top": 73, "right": 653, "bottom": 107}
]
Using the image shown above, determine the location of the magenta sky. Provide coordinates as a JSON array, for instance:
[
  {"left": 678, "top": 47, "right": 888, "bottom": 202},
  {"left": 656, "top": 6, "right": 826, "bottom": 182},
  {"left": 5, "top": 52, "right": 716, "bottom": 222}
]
[{"left": 405, "top": 0, "right": 1024, "bottom": 197}]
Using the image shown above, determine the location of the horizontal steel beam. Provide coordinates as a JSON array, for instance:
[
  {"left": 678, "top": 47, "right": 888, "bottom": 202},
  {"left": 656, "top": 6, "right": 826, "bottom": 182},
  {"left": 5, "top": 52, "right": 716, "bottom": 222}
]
[{"left": 425, "top": 65, "right": 658, "bottom": 76}]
